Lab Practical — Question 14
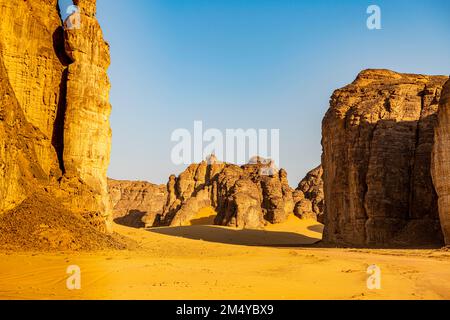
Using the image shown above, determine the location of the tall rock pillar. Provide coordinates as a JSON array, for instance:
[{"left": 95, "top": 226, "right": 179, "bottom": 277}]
[{"left": 63, "top": 0, "right": 113, "bottom": 231}]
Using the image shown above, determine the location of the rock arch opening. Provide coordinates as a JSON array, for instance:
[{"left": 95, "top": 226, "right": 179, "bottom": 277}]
[{"left": 57, "top": 0, "right": 76, "bottom": 23}]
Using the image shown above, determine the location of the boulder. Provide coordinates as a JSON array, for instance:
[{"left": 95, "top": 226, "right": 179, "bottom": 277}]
[{"left": 295, "top": 166, "right": 324, "bottom": 222}]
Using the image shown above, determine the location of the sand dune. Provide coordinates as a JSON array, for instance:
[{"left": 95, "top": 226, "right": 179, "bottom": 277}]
[
  {"left": 152, "top": 215, "right": 323, "bottom": 246},
  {"left": 0, "top": 218, "right": 449, "bottom": 300}
]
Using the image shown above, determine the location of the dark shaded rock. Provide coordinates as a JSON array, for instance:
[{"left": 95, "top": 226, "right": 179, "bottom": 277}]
[
  {"left": 108, "top": 179, "right": 167, "bottom": 227},
  {"left": 322, "top": 69, "right": 447, "bottom": 246},
  {"left": 432, "top": 78, "right": 450, "bottom": 245}
]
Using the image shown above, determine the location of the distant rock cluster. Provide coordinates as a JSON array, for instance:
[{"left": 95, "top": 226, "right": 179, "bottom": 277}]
[
  {"left": 109, "top": 159, "right": 325, "bottom": 229},
  {"left": 108, "top": 179, "right": 167, "bottom": 228}
]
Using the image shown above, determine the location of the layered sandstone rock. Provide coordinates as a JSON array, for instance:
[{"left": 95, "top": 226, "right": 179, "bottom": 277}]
[
  {"left": 0, "top": 0, "right": 113, "bottom": 232},
  {"left": 432, "top": 79, "right": 450, "bottom": 245},
  {"left": 0, "top": 46, "right": 48, "bottom": 213},
  {"left": 62, "top": 0, "right": 113, "bottom": 229},
  {"left": 293, "top": 166, "right": 324, "bottom": 222},
  {"left": 322, "top": 70, "right": 447, "bottom": 246},
  {"left": 0, "top": 0, "right": 66, "bottom": 177},
  {"left": 155, "top": 158, "right": 294, "bottom": 229},
  {"left": 108, "top": 179, "right": 167, "bottom": 228}
]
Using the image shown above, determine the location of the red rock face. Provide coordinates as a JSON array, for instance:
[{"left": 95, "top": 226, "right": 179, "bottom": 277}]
[
  {"left": 432, "top": 79, "right": 450, "bottom": 245},
  {"left": 322, "top": 70, "right": 447, "bottom": 246}
]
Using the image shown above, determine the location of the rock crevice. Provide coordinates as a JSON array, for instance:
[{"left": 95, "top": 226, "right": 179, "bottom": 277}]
[{"left": 0, "top": 0, "right": 113, "bottom": 232}]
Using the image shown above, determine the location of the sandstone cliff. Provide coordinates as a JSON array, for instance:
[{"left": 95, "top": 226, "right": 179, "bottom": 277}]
[
  {"left": 0, "top": 0, "right": 113, "bottom": 232},
  {"left": 0, "top": 43, "right": 47, "bottom": 213},
  {"left": 322, "top": 69, "right": 447, "bottom": 246},
  {"left": 61, "top": 0, "right": 113, "bottom": 230},
  {"left": 432, "top": 79, "right": 450, "bottom": 245}
]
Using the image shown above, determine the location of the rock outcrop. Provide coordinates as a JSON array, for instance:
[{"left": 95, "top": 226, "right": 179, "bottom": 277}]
[
  {"left": 148, "top": 157, "right": 295, "bottom": 229},
  {"left": 62, "top": 0, "right": 113, "bottom": 229},
  {"left": 322, "top": 70, "right": 447, "bottom": 246},
  {"left": 293, "top": 166, "right": 324, "bottom": 222},
  {"left": 432, "top": 79, "right": 450, "bottom": 245},
  {"left": 0, "top": 43, "right": 48, "bottom": 213},
  {"left": 0, "top": 0, "right": 113, "bottom": 232},
  {"left": 108, "top": 179, "right": 167, "bottom": 228},
  {"left": 109, "top": 161, "right": 326, "bottom": 229}
]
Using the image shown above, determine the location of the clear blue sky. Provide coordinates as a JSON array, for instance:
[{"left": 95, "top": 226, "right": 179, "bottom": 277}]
[{"left": 60, "top": 0, "right": 450, "bottom": 186}]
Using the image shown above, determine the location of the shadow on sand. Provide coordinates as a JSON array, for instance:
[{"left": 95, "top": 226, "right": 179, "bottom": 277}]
[
  {"left": 189, "top": 215, "right": 216, "bottom": 226},
  {"left": 114, "top": 210, "right": 146, "bottom": 228},
  {"left": 148, "top": 225, "right": 321, "bottom": 247},
  {"left": 307, "top": 224, "right": 324, "bottom": 233}
]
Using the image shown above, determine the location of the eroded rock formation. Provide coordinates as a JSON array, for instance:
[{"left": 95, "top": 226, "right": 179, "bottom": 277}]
[
  {"left": 0, "top": 0, "right": 113, "bottom": 232},
  {"left": 129, "top": 158, "right": 294, "bottom": 229},
  {"left": 293, "top": 165, "right": 324, "bottom": 222},
  {"left": 432, "top": 79, "right": 450, "bottom": 245},
  {"left": 108, "top": 179, "right": 167, "bottom": 228},
  {"left": 109, "top": 158, "right": 327, "bottom": 229},
  {"left": 322, "top": 69, "right": 447, "bottom": 246},
  {"left": 62, "top": 0, "right": 113, "bottom": 229},
  {"left": 0, "top": 43, "right": 48, "bottom": 213}
]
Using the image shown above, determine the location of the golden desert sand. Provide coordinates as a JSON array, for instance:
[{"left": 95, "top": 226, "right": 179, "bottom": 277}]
[{"left": 0, "top": 215, "right": 449, "bottom": 300}]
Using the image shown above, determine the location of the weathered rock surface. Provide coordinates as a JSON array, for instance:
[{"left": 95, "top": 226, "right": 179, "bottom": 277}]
[
  {"left": 62, "top": 0, "right": 113, "bottom": 229},
  {"left": 0, "top": 0, "right": 66, "bottom": 177},
  {"left": 0, "top": 0, "right": 113, "bottom": 232},
  {"left": 294, "top": 165, "right": 324, "bottom": 222},
  {"left": 322, "top": 69, "right": 447, "bottom": 246},
  {"left": 108, "top": 179, "right": 167, "bottom": 228},
  {"left": 0, "top": 44, "right": 48, "bottom": 213},
  {"left": 153, "top": 157, "right": 295, "bottom": 229},
  {"left": 432, "top": 79, "right": 450, "bottom": 245},
  {"left": 109, "top": 160, "right": 327, "bottom": 229}
]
